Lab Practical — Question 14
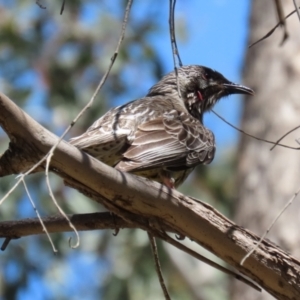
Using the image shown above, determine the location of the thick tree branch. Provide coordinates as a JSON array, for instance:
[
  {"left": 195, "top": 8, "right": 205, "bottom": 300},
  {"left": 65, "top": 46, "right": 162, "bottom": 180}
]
[{"left": 0, "top": 92, "right": 300, "bottom": 299}]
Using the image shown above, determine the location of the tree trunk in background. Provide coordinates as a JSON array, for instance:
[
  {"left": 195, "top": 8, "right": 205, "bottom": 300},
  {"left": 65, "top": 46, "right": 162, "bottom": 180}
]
[{"left": 231, "top": 1, "right": 300, "bottom": 299}]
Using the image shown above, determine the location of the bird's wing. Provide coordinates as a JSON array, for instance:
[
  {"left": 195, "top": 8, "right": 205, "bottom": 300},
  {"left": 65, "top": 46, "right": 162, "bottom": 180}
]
[
  {"left": 69, "top": 106, "right": 136, "bottom": 165},
  {"left": 69, "top": 126, "right": 130, "bottom": 150},
  {"left": 115, "top": 111, "right": 215, "bottom": 172},
  {"left": 69, "top": 101, "right": 145, "bottom": 151}
]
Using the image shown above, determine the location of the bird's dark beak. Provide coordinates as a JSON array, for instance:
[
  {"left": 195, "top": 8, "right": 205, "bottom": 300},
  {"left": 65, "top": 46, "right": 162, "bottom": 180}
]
[{"left": 223, "top": 83, "right": 254, "bottom": 96}]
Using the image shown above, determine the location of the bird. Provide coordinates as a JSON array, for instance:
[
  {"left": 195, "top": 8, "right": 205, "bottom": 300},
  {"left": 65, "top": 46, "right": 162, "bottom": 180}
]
[{"left": 69, "top": 65, "right": 253, "bottom": 188}]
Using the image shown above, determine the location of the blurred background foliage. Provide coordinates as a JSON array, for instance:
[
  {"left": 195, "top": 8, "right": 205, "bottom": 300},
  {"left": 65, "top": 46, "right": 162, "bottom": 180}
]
[{"left": 0, "top": 1, "right": 249, "bottom": 299}]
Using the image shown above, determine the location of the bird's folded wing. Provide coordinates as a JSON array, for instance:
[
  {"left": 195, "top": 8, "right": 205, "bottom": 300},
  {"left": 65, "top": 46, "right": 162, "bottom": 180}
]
[
  {"left": 68, "top": 126, "right": 132, "bottom": 167},
  {"left": 116, "top": 113, "right": 215, "bottom": 172},
  {"left": 69, "top": 105, "right": 135, "bottom": 152},
  {"left": 69, "top": 127, "right": 130, "bottom": 149}
]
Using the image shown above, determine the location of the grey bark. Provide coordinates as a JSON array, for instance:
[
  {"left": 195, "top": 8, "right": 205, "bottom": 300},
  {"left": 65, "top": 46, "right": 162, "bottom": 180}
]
[{"left": 232, "top": 1, "right": 300, "bottom": 299}]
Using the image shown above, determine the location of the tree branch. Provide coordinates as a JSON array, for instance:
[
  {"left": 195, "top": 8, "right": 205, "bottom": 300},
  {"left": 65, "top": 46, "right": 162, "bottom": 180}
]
[
  {"left": 0, "top": 212, "right": 135, "bottom": 238},
  {"left": 0, "top": 92, "right": 300, "bottom": 299}
]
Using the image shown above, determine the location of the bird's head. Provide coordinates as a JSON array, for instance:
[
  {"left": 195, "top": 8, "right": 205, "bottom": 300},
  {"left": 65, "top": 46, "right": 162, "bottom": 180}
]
[{"left": 148, "top": 65, "right": 254, "bottom": 120}]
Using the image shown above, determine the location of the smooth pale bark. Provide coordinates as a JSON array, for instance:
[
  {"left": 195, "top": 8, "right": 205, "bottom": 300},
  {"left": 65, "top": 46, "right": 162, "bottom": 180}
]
[{"left": 232, "top": 2, "right": 300, "bottom": 299}]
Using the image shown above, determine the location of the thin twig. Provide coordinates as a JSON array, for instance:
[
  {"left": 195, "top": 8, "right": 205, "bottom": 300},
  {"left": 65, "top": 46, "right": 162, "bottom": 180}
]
[
  {"left": 157, "top": 231, "right": 261, "bottom": 292},
  {"left": 270, "top": 125, "right": 300, "bottom": 150},
  {"left": 36, "top": 0, "right": 46, "bottom": 9},
  {"left": 293, "top": 0, "right": 300, "bottom": 22},
  {"left": 45, "top": 172, "right": 80, "bottom": 248},
  {"left": 212, "top": 110, "right": 300, "bottom": 150},
  {"left": 169, "top": 0, "right": 183, "bottom": 98},
  {"left": 21, "top": 177, "right": 57, "bottom": 252},
  {"left": 0, "top": 155, "right": 55, "bottom": 206},
  {"left": 249, "top": 6, "right": 300, "bottom": 48},
  {"left": 241, "top": 184, "right": 300, "bottom": 265},
  {"left": 169, "top": 0, "right": 182, "bottom": 67},
  {"left": 274, "top": 0, "right": 289, "bottom": 45},
  {"left": 1, "top": 238, "right": 12, "bottom": 251},
  {"left": 148, "top": 232, "right": 171, "bottom": 300},
  {"left": 0, "top": 176, "right": 25, "bottom": 206},
  {"left": 60, "top": 0, "right": 66, "bottom": 15},
  {"left": 274, "top": 0, "right": 285, "bottom": 25}
]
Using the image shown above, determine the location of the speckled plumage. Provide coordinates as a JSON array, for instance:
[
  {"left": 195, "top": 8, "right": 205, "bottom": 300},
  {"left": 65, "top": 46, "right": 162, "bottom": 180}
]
[{"left": 70, "top": 65, "right": 253, "bottom": 187}]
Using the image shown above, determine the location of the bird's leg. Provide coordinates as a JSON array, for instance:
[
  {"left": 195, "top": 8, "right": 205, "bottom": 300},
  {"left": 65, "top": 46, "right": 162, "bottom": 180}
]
[
  {"left": 162, "top": 178, "right": 175, "bottom": 189},
  {"left": 159, "top": 170, "right": 175, "bottom": 189},
  {"left": 159, "top": 171, "right": 186, "bottom": 239}
]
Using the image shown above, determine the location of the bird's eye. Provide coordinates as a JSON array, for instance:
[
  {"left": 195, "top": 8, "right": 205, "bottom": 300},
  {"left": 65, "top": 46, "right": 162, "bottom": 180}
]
[{"left": 202, "top": 72, "right": 209, "bottom": 81}]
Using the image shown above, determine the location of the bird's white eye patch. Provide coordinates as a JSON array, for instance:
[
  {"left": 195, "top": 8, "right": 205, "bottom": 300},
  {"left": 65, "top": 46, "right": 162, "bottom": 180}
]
[{"left": 197, "top": 90, "right": 203, "bottom": 101}]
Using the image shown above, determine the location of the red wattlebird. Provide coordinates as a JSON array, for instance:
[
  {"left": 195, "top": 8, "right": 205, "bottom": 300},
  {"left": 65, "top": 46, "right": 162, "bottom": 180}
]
[{"left": 70, "top": 65, "right": 253, "bottom": 188}]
